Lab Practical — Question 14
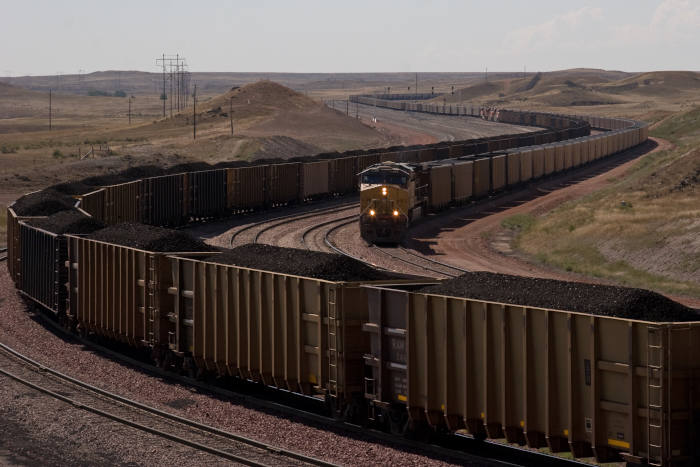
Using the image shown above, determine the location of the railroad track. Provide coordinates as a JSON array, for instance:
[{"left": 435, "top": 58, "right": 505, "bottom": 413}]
[
  {"left": 372, "top": 245, "right": 468, "bottom": 278},
  {"left": 321, "top": 217, "right": 467, "bottom": 278},
  {"left": 300, "top": 213, "right": 357, "bottom": 251},
  {"left": 0, "top": 341, "right": 335, "bottom": 467},
  {"left": 228, "top": 200, "right": 359, "bottom": 246}
]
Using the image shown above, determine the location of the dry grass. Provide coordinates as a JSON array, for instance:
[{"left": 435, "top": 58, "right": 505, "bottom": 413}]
[
  {"left": 513, "top": 105, "right": 700, "bottom": 298},
  {"left": 0, "top": 81, "right": 392, "bottom": 196}
]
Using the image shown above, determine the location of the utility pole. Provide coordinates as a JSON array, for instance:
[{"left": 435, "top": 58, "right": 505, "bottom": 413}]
[
  {"left": 49, "top": 88, "right": 52, "bottom": 130},
  {"left": 193, "top": 84, "right": 197, "bottom": 139},
  {"left": 229, "top": 96, "right": 233, "bottom": 135},
  {"left": 158, "top": 53, "right": 166, "bottom": 117},
  {"left": 169, "top": 61, "right": 173, "bottom": 118},
  {"left": 176, "top": 54, "right": 180, "bottom": 111}
]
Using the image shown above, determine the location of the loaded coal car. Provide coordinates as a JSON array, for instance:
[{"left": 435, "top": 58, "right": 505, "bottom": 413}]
[{"left": 362, "top": 273, "right": 700, "bottom": 466}]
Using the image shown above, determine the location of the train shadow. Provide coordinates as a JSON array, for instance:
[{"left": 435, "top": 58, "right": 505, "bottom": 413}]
[{"left": 406, "top": 139, "right": 659, "bottom": 258}]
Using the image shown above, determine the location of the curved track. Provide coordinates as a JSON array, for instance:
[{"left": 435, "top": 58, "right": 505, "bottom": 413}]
[{"left": 0, "top": 341, "right": 334, "bottom": 467}]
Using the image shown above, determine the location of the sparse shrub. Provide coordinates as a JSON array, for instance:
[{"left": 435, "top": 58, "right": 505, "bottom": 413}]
[
  {"left": 501, "top": 213, "right": 536, "bottom": 232},
  {"left": 52, "top": 149, "right": 64, "bottom": 158},
  {"left": 88, "top": 90, "right": 111, "bottom": 97},
  {"left": 114, "top": 90, "right": 127, "bottom": 97},
  {"left": 1, "top": 145, "right": 18, "bottom": 154}
]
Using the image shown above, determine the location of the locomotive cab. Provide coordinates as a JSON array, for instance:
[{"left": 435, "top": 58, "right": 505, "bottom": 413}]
[{"left": 359, "top": 162, "right": 417, "bottom": 243}]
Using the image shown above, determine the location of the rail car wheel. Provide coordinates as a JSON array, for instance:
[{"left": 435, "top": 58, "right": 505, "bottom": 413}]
[
  {"left": 343, "top": 395, "right": 368, "bottom": 425},
  {"left": 389, "top": 404, "right": 409, "bottom": 436}
]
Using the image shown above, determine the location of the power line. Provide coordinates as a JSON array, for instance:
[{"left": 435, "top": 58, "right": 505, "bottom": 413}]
[{"left": 156, "top": 54, "right": 190, "bottom": 118}]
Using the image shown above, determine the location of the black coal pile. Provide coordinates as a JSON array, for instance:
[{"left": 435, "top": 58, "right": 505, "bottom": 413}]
[
  {"left": 48, "top": 181, "right": 94, "bottom": 196},
  {"left": 12, "top": 189, "right": 77, "bottom": 216},
  {"left": 88, "top": 223, "right": 216, "bottom": 252},
  {"left": 28, "top": 209, "right": 105, "bottom": 234},
  {"left": 417, "top": 272, "right": 698, "bottom": 322},
  {"left": 120, "top": 165, "right": 166, "bottom": 180},
  {"left": 82, "top": 172, "right": 128, "bottom": 186},
  {"left": 203, "top": 244, "right": 400, "bottom": 282},
  {"left": 166, "top": 162, "right": 213, "bottom": 174}
]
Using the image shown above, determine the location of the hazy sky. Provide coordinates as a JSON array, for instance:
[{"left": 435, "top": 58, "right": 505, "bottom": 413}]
[{"left": 2, "top": 0, "right": 699, "bottom": 76}]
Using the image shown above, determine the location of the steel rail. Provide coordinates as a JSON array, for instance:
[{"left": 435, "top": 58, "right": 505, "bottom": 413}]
[
  {"left": 300, "top": 213, "right": 357, "bottom": 250},
  {"left": 253, "top": 205, "right": 358, "bottom": 245},
  {"left": 0, "top": 341, "right": 336, "bottom": 467},
  {"left": 371, "top": 245, "right": 459, "bottom": 278},
  {"left": 398, "top": 246, "right": 470, "bottom": 275},
  {"left": 227, "top": 200, "right": 358, "bottom": 245}
]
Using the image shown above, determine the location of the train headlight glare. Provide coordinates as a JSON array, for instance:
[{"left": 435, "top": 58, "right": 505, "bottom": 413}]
[
  {"left": 369, "top": 209, "right": 375, "bottom": 216},
  {"left": 393, "top": 210, "right": 399, "bottom": 217},
  {"left": 382, "top": 187, "right": 387, "bottom": 196}
]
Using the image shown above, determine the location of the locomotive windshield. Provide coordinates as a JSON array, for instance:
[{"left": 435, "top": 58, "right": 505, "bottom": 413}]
[{"left": 361, "top": 172, "right": 408, "bottom": 187}]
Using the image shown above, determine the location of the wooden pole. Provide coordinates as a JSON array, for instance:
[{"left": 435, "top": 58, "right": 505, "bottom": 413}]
[{"left": 193, "top": 84, "right": 197, "bottom": 139}]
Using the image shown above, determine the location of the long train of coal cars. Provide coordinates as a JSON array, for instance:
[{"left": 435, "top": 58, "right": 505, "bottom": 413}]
[{"left": 7, "top": 102, "right": 699, "bottom": 466}]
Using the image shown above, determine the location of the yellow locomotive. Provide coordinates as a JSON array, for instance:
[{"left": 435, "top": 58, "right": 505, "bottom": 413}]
[{"left": 359, "top": 162, "right": 424, "bottom": 243}]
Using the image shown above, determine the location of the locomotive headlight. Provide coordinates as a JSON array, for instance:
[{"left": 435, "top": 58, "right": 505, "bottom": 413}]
[
  {"left": 392, "top": 210, "right": 399, "bottom": 217},
  {"left": 369, "top": 209, "right": 375, "bottom": 216},
  {"left": 381, "top": 187, "right": 387, "bottom": 196}
]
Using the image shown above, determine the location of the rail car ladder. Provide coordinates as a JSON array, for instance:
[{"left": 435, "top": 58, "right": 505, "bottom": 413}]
[
  {"left": 327, "top": 288, "right": 339, "bottom": 401},
  {"left": 647, "top": 326, "right": 668, "bottom": 467},
  {"left": 145, "top": 255, "right": 158, "bottom": 347}
]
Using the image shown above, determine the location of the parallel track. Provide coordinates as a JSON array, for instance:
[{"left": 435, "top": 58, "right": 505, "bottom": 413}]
[
  {"left": 371, "top": 245, "right": 467, "bottom": 278},
  {"left": 300, "top": 213, "right": 357, "bottom": 251},
  {"left": 0, "top": 341, "right": 335, "bottom": 467},
  {"left": 227, "top": 200, "right": 359, "bottom": 246}
]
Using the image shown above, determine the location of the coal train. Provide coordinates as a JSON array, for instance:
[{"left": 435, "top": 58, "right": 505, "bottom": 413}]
[
  {"left": 9, "top": 102, "right": 699, "bottom": 466},
  {"left": 357, "top": 97, "right": 647, "bottom": 243}
]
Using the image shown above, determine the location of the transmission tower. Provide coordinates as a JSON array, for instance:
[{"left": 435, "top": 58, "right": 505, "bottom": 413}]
[{"left": 156, "top": 54, "right": 190, "bottom": 118}]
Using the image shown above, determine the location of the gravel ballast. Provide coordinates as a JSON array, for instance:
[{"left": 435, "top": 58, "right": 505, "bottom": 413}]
[
  {"left": 417, "top": 271, "right": 698, "bottom": 322},
  {"left": 88, "top": 223, "right": 216, "bottom": 252},
  {"left": 203, "top": 244, "right": 402, "bottom": 281},
  {"left": 27, "top": 209, "right": 105, "bottom": 234}
]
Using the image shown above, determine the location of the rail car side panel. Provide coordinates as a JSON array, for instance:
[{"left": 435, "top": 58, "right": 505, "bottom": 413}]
[
  {"left": 190, "top": 169, "right": 227, "bottom": 218},
  {"left": 429, "top": 165, "right": 452, "bottom": 209},
  {"left": 520, "top": 149, "right": 533, "bottom": 183},
  {"left": 491, "top": 155, "right": 507, "bottom": 192},
  {"left": 507, "top": 152, "right": 521, "bottom": 186},
  {"left": 19, "top": 223, "right": 66, "bottom": 314},
  {"left": 169, "top": 257, "right": 374, "bottom": 405},
  {"left": 363, "top": 286, "right": 700, "bottom": 465},
  {"left": 302, "top": 161, "right": 330, "bottom": 198},
  {"left": 267, "top": 163, "right": 301, "bottom": 206},
  {"left": 472, "top": 158, "right": 491, "bottom": 198},
  {"left": 227, "top": 166, "right": 266, "bottom": 212},
  {"left": 451, "top": 161, "right": 473, "bottom": 203}
]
